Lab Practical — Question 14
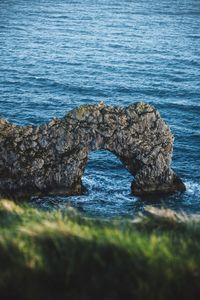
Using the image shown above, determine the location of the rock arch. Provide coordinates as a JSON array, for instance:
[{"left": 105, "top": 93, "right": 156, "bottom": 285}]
[{"left": 0, "top": 102, "right": 185, "bottom": 199}]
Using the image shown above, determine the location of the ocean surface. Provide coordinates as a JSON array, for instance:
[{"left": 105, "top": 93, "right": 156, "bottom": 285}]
[{"left": 0, "top": 0, "right": 199, "bottom": 217}]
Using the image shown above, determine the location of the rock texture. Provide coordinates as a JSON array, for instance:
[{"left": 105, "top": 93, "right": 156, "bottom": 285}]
[{"left": 0, "top": 102, "right": 186, "bottom": 199}]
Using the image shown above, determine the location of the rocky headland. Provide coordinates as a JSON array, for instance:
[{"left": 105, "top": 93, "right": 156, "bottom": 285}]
[{"left": 0, "top": 102, "right": 186, "bottom": 199}]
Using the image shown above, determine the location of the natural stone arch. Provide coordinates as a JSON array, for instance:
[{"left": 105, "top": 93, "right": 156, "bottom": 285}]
[{"left": 0, "top": 102, "right": 185, "bottom": 199}]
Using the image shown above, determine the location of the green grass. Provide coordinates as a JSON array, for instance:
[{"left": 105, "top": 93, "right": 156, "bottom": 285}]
[{"left": 0, "top": 199, "right": 200, "bottom": 300}]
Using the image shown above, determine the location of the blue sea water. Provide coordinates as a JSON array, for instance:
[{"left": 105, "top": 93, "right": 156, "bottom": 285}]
[{"left": 0, "top": 0, "right": 199, "bottom": 217}]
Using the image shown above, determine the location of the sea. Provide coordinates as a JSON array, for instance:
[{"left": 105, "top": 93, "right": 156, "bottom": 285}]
[{"left": 0, "top": 0, "right": 199, "bottom": 217}]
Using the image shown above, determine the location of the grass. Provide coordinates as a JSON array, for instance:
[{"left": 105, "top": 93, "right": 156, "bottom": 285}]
[{"left": 0, "top": 199, "right": 200, "bottom": 300}]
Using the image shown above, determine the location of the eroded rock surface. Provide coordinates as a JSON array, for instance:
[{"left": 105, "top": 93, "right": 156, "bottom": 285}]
[{"left": 0, "top": 102, "right": 186, "bottom": 199}]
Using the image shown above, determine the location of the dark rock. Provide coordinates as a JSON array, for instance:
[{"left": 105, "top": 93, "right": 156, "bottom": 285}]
[{"left": 0, "top": 102, "right": 186, "bottom": 199}]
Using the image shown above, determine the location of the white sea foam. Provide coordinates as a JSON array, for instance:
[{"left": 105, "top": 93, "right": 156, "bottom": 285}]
[{"left": 185, "top": 180, "right": 200, "bottom": 195}]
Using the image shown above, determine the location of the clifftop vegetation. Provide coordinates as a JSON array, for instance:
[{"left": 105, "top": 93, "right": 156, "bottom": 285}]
[{"left": 0, "top": 199, "right": 200, "bottom": 300}]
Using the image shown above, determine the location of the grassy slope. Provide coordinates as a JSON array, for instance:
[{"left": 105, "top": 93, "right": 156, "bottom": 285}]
[{"left": 0, "top": 200, "right": 200, "bottom": 300}]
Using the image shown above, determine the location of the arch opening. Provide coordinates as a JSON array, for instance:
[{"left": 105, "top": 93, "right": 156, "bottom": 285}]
[
  {"left": 68, "top": 150, "right": 135, "bottom": 217},
  {"left": 81, "top": 150, "right": 133, "bottom": 196}
]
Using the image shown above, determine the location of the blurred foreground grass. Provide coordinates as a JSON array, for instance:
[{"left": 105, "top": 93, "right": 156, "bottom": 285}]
[{"left": 0, "top": 199, "right": 200, "bottom": 300}]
